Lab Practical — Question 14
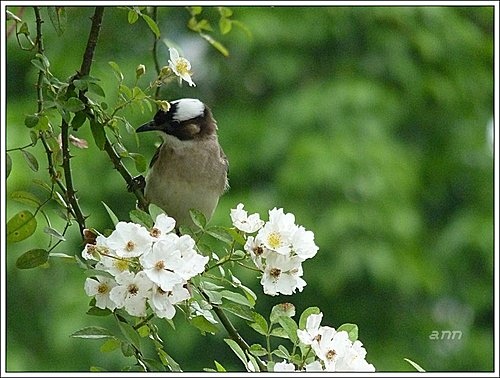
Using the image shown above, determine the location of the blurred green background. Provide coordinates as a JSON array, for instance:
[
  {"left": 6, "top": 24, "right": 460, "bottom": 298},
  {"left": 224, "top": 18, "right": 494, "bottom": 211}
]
[{"left": 5, "top": 5, "right": 494, "bottom": 372}]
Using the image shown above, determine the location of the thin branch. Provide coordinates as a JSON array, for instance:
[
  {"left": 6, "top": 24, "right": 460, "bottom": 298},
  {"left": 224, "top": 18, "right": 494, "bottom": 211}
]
[
  {"left": 200, "top": 290, "right": 267, "bottom": 372},
  {"left": 150, "top": 6, "right": 161, "bottom": 100},
  {"left": 34, "top": 6, "right": 44, "bottom": 113},
  {"left": 103, "top": 137, "right": 149, "bottom": 210},
  {"left": 79, "top": 6, "right": 104, "bottom": 77},
  {"left": 60, "top": 119, "right": 87, "bottom": 235}
]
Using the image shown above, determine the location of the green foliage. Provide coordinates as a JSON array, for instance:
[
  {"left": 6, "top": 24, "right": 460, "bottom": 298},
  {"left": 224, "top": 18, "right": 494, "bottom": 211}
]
[{"left": 4, "top": 4, "right": 494, "bottom": 373}]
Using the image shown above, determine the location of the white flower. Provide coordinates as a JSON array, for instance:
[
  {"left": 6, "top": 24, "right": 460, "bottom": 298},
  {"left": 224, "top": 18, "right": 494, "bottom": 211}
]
[
  {"left": 312, "top": 327, "right": 351, "bottom": 371},
  {"left": 291, "top": 225, "right": 319, "bottom": 260},
  {"left": 257, "top": 207, "right": 297, "bottom": 256},
  {"left": 230, "top": 203, "right": 264, "bottom": 233},
  {"left": 109, "top": 271, "right": 153, "bottom": 317},
  {"left": 96, "top": 253, "right": 132, "bottom": 277},
  {"left": 168, "top": 47, "right": 195, "bottom": 87},
  {"left": 261, "top": 252, "right": 306, "bottom": 296},
  {"left": 297, "top": 312, "right": 323, "bottom": 345},
  {"left": 140, "top": 235, "right": 186, "bottom": 292},
  {"left": 84, "top": 276, "right": 117, "bottom": 310},
  {"left": 244, "top": 235, "right": 269, "bottom": 270},
  {"left": 106, "top": 222, "right": 153, "bottom": 258},
  {"left": 149, "top": 213, "right": 176, "bottom": 241},
  {"left": 149, "top": 283, "right": 191, "bottom": 319},
  {"left": 305, "top": 360, "right": 324, "bottom": 371},
  {"left": 335, "top": 340, "right": 376, "bottom": 372},
  {"left": 81, "top": 235, "right": 110, "bottom": 260},
  {"left": 140, "top": 233, "right": 208, "bottom": 291},
  {"left": 273, "top": 360, "right": 296, "bottom": 371}
]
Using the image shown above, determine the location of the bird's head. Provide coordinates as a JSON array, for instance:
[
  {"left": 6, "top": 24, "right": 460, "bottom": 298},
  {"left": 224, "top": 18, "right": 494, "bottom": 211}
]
[{"left": 136, "top": 98, "right": 217, "bottom": 140}]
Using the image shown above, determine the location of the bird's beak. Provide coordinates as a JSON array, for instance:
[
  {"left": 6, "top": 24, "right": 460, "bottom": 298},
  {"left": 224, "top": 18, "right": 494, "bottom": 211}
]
[{"left": 136, "top": 120, "right": 161, "bottom": 133}]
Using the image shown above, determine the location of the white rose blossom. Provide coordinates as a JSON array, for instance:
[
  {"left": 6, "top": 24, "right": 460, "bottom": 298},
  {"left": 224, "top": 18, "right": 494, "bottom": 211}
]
[
  {"left": 168, "top": 47, "right": 196, "bottom": 87},
  {"left": 230, "top": 203, "right": 265, "bottom": 233},
  {"left": 109, "top": 271, "right": 153, "bottom": 317},
  {"left": 261, "top": 252, "right": 306, "bottom": 296},
  {"left": 106, "top": 222, "right": 153, "bottom": 258},
  {"left": 84, "top": 276, "right": 117, "bottom": 311}
]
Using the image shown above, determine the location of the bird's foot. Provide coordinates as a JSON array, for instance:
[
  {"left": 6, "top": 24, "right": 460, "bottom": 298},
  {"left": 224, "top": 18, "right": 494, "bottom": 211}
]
[{"left": 128, "top": 175, "right": 146, "bottom": 193}]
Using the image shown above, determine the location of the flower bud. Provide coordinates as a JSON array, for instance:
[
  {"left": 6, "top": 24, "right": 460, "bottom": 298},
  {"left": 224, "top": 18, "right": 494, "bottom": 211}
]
[
  {"left": 135, "top": 64, "right": 146, "bottom": 78},
  {"left": 158, "top": 100, "right": 170, "bottom": 112}
]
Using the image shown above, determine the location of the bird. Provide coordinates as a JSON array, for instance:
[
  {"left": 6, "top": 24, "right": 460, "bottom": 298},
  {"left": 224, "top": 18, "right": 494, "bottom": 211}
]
[{"left": 135, "top": 98, "right": 229, "bottom": 229}]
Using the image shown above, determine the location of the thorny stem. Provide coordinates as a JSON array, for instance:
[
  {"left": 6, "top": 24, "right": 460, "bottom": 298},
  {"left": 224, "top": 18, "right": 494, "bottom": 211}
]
[
  {"left": 33, "top": 7, "right": 80, "bottom": 224},
  {"left": 79, "top": 7, "right": 104, "bottom": 77},
  {"left": 150, "top": 6, "right": 161, "bottom": 100},
  {"left": 57, "top": 7, "right": 106, "bottom": 237},
  {"left": 60, "top": 119, "right": 87, "bottom": 236}
]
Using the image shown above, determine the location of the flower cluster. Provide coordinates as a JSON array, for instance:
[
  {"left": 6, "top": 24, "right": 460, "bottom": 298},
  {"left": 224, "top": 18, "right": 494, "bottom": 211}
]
[
  {"left": 274, "top": 312, "right": 375, "bottom": 372},
  {"left": 230, "top": 204, "right": 319, "bottom": 296},
  {"left": 83, "top": 214, "right": 208, "bottom": 319}
]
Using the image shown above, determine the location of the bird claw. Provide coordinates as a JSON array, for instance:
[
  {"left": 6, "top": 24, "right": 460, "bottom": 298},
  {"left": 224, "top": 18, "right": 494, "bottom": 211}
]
[{"left": 128, "top": 175, "right": 146, "bottom": 193}]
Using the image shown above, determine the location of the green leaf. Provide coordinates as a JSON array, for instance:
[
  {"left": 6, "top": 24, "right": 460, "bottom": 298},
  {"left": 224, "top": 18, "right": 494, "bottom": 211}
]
[
  {"left": 298, "top": 306, "right": 321, "bottom": 330},
  {"left": 148, "top": 203, "right": 165, "bottom": 220},
  {"left": 141, "top": 14, "right": 160, "bottom": 38},
  {"left": 16, "top": 248, "right": 49, "bottom": 269},
  {"left": 277, "top": 316, "right": 298, "bottom": 343},
  {"left": 31, "top": 58, "right": 46, "bottom": 73},
  {"left": 224, "top": 339, "right": 247, "bottom": 368},
  {"left": 21, "top": 149, "right": 39, "bottom": 171},
  {"left": 7, "top": 210, "right": 37, "bottom": 243},
  {"left": 404, "top": 358, "right": 426, "bottom": 372},
  {"left": 272, "top": 345, "right": 290, "bottom": 359},
  {"left": 88, "top": 82, "right": 105, "bottom": 97},
  {"left": 129, "top": 208, "right": 153, "bottom": 228},
  {"left": 24, "top": 114, "right": 39, "bottom": 128},
  {"left": 249, "top": 312, "right": 268, "bottom": 336},
  {"left": 219, "top": 17, "right": 232, "bottom": 35},
  {"left": 35, "top": 115, "right": 49, "bottom": 132},
  {"left": 129, "top": 153, "right": 147, "bottom": 173},
  {"left": 47, "top": 6, "right": 66, "bottom": 36},
  {"left": 219, "top": 301, "right": 254, "bottom": 321},
  {"left": 249, "top": 343, "right": 267, "bottom": 357},
  {"left": 199, "top": 32, "right": 229, "bottom": 56},
  {"left": 117, "top": 319, "right": 141, "bottom": 349},
  {"left": 65, "top": 97, "right": 85, "bottom": 112},
  {"left": 189, "top": 208, "right": 206, "bottom": 230},
  {"left": 43, "top": 226, "right": 66, "bottom": 241},
  {"left": 108, "top": 61, "right": 124, "bottom": 82},
  {"left": 102, "top": 201, "right": 119, "bottom": 226},
  {"left": 127, "top": 9, "right": 139, "bottom": 24},
  {"left": 214, "top": 360, "right": 226, "bottom": 372},
  {"left": 190, "top": 315, "right": 218, "bottom": 335},
  {"left": 71, "top": 326, "right": 114, "bottom": 339},
  {"left": 90, "top": 119, "right": 106, "bottom": 150},
  {"left": 206, "top": 226, "right": 233, "bottom": 245},
  {"left": 86, "top": 307, "right": 112, "bottom": 317},
  {"left": 10, "top": 190, "right": 42, "bottom": 207},
  {"left": 337, "top": 323, "right": 358, "bottom": 342},
  {"left": 218, "top": 7, "right": 233, "bottom": 17},
  {"left": 188, "top": 6, "right": 203, "bottom": 16},
  {"left": 6, "top": 10, "right": 22, "bottom": 22},
  {"left": 220, "top": 290, "right": 252, "bottom": 307},
  {"left": 100, "top": 338, "right": 120, "bottom": 353},
  {"left": 6, "top": 153, "right": 12, "bottom": 178},
  {"left": 270, "top": 327, "right": 288, "bottom": 339},
  {"left": 71, "top": 111, "right": 87, "bottom": 130},
  {"left": 270, "top": 303, "right": 296, "bottom": 324}
]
